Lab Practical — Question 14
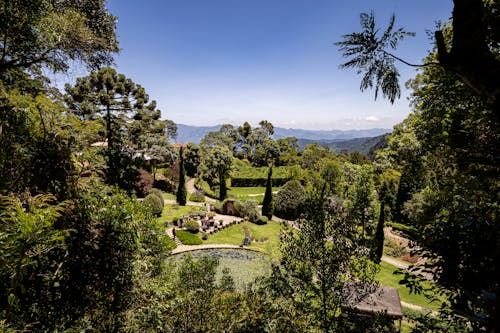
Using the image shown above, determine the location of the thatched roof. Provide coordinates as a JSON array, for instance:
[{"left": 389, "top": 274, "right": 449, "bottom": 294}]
[{"left": 341, "top": 283, "right": 403, "bottom": 318}]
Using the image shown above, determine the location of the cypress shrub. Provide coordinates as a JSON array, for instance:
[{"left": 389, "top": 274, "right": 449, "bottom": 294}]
[
  {"left": 176, "top": 147, "right": 187, "bottom": 205},
  {"left": 262, "top": 167, "right": 274, "bottom": 219}
]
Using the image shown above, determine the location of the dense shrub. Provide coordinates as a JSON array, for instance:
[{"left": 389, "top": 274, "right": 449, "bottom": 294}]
[
  {"left": 274, "top": 180, "right": 306, "bottom": 220},
  {"left": 153, "top": 178, "right": 175, "bottom": 192},
  {"left": 232, "top": 200, "right": 259, "bottom": 218},
  {"left": 133, "top": 168, "right": 153, "bottom": 197},
  {"left": 248, "top": 207, "right": 260, "bottom": 223},
  {"left": 143, "top": 194, "right": 163, "bottom": 217},
  {"left": 254, "top": 216, "right": 268, "bottom": 225},
  {"left": 176, "top": 230, "right": 202, "bottom": 245},
  {"left": 183, "top": 219, "right": 200, "bottom": 233},
  {"left": 189, "top": 190, "right": 205, "bottom": 202},
  {"left": 148, "top": 188, "right": 164, "bottom": 205}
]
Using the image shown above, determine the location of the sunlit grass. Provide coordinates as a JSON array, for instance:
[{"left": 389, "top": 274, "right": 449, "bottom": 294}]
[
  {"left": 376, "top": 261, "right": 445, "bottom": 311},
  {"left": 228, "top": 187, "right": 279, "bottom": 203}
]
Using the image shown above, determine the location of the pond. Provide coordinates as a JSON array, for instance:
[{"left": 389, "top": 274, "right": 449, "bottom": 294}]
[{"left": 173, "top": 248, "right": 272, "bottom": 289}]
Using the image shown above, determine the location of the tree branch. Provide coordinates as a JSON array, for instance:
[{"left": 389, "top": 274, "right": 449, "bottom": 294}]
[{"left": 383, "top": 50, "right": 440, "bottom": 68}]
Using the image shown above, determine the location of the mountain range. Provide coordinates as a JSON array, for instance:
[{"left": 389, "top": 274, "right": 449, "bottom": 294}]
[{"left": 175, "top": 124, "right": 391, "bottom": 145}]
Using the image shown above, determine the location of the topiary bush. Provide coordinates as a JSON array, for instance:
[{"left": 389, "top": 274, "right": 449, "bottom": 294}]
[
  {"left": 184, "top": 219, "right": 200, "bottom": 233},
  {"left": 176, "top": 230, "right": 202, "bottom": 245},
  {"left": 143, "top": 194, "right": 163, "bottom": 217},
  {"left": 189, "top": 190, "right": 205, "bottom": 202},
  {"left": 148, "top": 188, "right": 164, "bottom": 206},
  {"left": 254, "top": 215, "right": 268, "bottom": 225}
]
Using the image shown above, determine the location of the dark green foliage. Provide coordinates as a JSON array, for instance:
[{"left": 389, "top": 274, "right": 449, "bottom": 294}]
[
  {"left": 183, "top": 219, "right": 200, "bottom": 233},
  {"left": 0, "top": 194, "right": 70, "bottom": 329},
  {"left": 0, "top": 87, "right": 77, "bottom": 199},
  {"left": 176, "top": 230, "right": 202, "bottom": 245},
  {"left": 372, "top": 202, "right": 385, "bottom": 263},
  {"left": 274, "top": 180, "right": 306, "bottom": 220},
  {"left": 219, "top": 173, "right": 228, "bottom": 201},
  {"left": 143, "top": 193, "right": 163, "bottom": 217},
  {"left": 176, "top": 147, "right": 187, "bottom": 206},
  {"left": 261, "top": 167, "right": 274, "bottom": 219}
]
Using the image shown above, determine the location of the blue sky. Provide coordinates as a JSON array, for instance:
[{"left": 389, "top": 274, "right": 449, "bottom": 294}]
[{"left": 68, "top": 1, "right": 453, "bottom": 130}]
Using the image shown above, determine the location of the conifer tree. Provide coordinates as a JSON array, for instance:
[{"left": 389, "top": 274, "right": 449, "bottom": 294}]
[
  {"left": 262, "top": 167, "right": 274, "bottom": 219},
  {"left": 176, "top": 147, "right": 187, "bottom": 206}
]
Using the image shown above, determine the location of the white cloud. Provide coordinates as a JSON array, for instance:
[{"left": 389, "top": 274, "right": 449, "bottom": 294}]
[{"left": 365, "top": 115, "right": 379, "bottom": 122}]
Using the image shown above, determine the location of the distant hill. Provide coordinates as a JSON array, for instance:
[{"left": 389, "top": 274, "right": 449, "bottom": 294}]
[
  {"left": 175, "top": 123, "right": 391, "bottom": 146},
  {"left": 297, "top": 134, "right": 388, "bottom": 155}
]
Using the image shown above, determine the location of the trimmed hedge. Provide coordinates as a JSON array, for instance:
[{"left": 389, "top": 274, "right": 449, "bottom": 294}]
[
  {"left": 176, "top": 230, "right": 202, "bottom": 245},
  {"left": 231, "top": 177, "right": 290, "bottom": 187}
]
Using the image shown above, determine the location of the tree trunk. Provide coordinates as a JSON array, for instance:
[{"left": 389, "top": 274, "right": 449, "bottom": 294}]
[{"left": 436, "top": 0, "right": 500, "bottom": 118}]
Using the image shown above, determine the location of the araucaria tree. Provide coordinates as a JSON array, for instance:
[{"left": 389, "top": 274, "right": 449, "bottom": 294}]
[
  {"left": 65, "top": 67, "right": 161, "bottom": 186},
  {"left": 176, "top": 147, "right": 187, "bottom": 206},
  {"left": 261, "top": 166, "right": 274, "bottom": 219}
]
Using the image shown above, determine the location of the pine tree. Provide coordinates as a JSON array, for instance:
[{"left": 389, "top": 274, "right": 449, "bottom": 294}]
[
  {"left": 262, "top": 167, "right": 274, "bottom": 219},
  {"left": 176, "top": 147, "right": 187, "bottom": 206}
]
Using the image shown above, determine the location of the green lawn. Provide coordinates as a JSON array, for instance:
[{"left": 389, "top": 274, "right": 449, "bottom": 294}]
[
  {"left": 376, "top": 261, "right": 445, "bottom": 311},
  {"left": 228, "top": 187, "right": 279, "bottom": 203},
  {"left": 204, "top": 221, "right": 285, "bottom": 257}
]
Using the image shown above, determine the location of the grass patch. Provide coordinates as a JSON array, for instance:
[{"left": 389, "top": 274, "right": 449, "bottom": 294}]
[
  {"left": 204, "top": 221, "right": 285, "bottom": 256},
  {"left": 176, "top": 230, "right": 202, "bottom": 245},
  {"left": 376, "top": 261, "right": 445, "bottom": 311},
  {"left": 164, "top": 235, "right": 177, "bottom": 250},
  {"left": 228, "top": 187, "right": 279, "bottom": 203}
]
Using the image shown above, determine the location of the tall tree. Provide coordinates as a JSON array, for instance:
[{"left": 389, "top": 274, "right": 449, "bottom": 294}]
[
  {"left": 176, "top": 147, "right": 187, "bottom": 206},
  {"left": 202, "top": 147, "right": 233, "bottom": 201},
  {"left": 267, "top": 191, "right": 377, "bottom": 332},
  {"left": 65, "top": 68, "right": 156, "bottom": 186},
  {"left": 346, "top": 164, "right": 378, "bottom": 243},
  {"left": 261, "top": 166, "right": 274, "bottom": 219}
]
